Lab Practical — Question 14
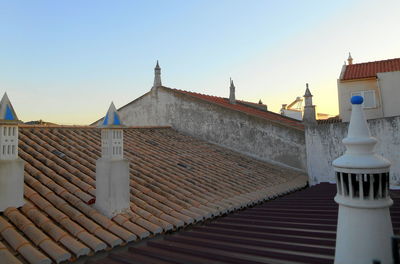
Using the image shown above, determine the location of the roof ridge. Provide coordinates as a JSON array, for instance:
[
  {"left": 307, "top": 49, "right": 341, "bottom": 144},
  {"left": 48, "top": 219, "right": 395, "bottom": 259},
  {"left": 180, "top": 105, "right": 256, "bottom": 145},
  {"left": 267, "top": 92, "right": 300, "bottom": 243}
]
[
  {"left": 349, "top": 57, "right": 400, "bottom": 66},
  {"left": 165, "top": 87, "right": 304, "bottom": 129}
]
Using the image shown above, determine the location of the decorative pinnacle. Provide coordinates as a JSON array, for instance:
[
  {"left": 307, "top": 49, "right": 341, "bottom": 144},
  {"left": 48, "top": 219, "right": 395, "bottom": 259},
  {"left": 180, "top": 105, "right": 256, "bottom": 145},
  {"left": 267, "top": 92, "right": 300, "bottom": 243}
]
[
  {"left": 0, "top": 93, "right": 19, "bottom": 122},
  {"left": 229, "top": 77, "right": 236, "bottom": 104},
  {"left": 332, "top": 95, "right": 390, "bottom": 169},
  {"left": 153, "top": 60, "right": 162, "bottom": 88},
  {"left": 304, "top": 83, "right": 312, "bottom": 97},
  {"left": 100, "top": 102, "right": 123, "bottom": 128},
  {"left": 348, "top": 52, "right": 353, "bottom": 65}
]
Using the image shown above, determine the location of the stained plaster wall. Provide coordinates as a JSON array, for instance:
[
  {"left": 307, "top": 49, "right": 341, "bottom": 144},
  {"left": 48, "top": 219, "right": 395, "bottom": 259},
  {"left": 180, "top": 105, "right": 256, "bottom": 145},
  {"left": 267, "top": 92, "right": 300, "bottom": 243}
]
[
  {"left": 117, "top": 88, "right": 307, "bottom": 171},
  {"left": 306, "top": 116, "right": 400, "bottom": 187},
  {"left": 338, "top": 78, "right": 383, "bottom": 122},
  {"left": 378, "top": 71, "right": 400, "bottom": 118}
]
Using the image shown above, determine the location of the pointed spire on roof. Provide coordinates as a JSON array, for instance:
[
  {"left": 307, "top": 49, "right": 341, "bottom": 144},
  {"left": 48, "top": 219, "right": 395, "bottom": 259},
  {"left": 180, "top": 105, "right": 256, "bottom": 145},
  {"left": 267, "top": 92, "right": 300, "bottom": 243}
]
[
  {"left": 258, "top": 99, "right": 263, "bottom": 105},
  {"left": 99, "top": 102, "right": 123, "bottom": 128},
  {"left": 153, "top": 60, "right": 162, "bottom": 88},
  {"left": 304, "top": 83, "right": 312, "bottom": 97},
  {"left": 347, "top": 52, "right": 353, "bottom": 65},
  {"left": 0, "top": 93, "right": 19, "bottom": 123},
  {"left": 229, "top": 78, "right": 236, "bottom": 104}
]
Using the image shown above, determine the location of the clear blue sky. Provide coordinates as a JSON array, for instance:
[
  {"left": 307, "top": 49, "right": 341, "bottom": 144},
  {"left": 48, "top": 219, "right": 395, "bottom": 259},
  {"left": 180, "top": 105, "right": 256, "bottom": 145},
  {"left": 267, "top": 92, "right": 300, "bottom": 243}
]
[{"left": 1, "top": 0, "right": 399, "bottom": 124}]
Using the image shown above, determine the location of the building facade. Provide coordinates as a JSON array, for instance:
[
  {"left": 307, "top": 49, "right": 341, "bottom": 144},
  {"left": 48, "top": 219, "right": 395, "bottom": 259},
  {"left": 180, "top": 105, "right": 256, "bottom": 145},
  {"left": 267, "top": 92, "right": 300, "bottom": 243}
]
[
  {"left": 94, "top": 63, "right": 307, "bottom": 172},
  {"left": 338, "top": 55, "right": 400, "bottom": 122}
]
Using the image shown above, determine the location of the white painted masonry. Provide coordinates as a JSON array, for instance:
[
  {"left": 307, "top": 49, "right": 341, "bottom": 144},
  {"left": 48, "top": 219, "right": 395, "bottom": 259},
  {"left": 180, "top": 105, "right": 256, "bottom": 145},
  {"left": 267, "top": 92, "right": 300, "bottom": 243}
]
[
  {"left": 114, "top": 87, "right": 307, "bottom": 171},
  {"left": 0, "top": 93, "right": 24, "bottom": 212},
  {"left": 305, "top": 115, "right": 400, "bottom": 187},
  {"left": 95, "top": 102, "right": 130, "bottom": 218},
  {"left": 333, "top": 96, "right": 393, "bottom": 264}
]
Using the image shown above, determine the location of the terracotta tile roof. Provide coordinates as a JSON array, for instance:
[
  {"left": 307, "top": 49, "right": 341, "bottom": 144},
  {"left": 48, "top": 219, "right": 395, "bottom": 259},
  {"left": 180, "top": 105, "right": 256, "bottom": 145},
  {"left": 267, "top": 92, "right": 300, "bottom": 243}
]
[
  {"left": 164, "top": 87, "right": 305, "bottom": 130},
  {"left": 90, "top": 183, "right": 400, "bottom": 264},
  {"left": 0, "top": 126, "right": 307, "bottom": 264},
  {"left": 341, "top": 58, "right": 400, "bottom": 80},
  {"left": 317, "top": 116, "right": 342, "bottom": 125}
]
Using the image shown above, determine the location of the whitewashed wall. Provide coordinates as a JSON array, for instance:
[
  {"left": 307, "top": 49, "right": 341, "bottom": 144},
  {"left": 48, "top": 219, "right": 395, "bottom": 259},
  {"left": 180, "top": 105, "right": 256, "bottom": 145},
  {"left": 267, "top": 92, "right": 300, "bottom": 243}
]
[
  {"left": 115, "top": 87, "right": 307, "bottom": 171},
  {"left": 306, "top": 116, "right": 400, "bottom": 187}
]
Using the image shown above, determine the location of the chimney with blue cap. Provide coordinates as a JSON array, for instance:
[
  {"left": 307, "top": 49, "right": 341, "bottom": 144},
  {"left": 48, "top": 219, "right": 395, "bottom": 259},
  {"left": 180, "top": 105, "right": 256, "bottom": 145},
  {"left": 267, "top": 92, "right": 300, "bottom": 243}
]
[
  {"left": 0, "top": 93, "right": 25, "bottom": 212},
  {"left": 333, "top": 95, "right": 393, "bottom": 264},
  {"left": 95, "top": 102, "right": 130, "bottom": 218}
]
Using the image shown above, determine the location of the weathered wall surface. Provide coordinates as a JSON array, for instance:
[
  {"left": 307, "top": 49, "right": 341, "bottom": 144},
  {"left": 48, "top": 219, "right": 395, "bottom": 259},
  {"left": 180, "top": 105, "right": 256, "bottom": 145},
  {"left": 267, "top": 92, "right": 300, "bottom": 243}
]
[
  {"left": 306, "top": 116, "right": 400, "bottom": 187},
  {"left": 378, "top": 71, "right": 400, "bottom": 118},
  {"left": 338, "top": 78, "right": 383, "bottom": 122},
  {"left": 117, "top": 88, "right": 307, "bottom": 171}
]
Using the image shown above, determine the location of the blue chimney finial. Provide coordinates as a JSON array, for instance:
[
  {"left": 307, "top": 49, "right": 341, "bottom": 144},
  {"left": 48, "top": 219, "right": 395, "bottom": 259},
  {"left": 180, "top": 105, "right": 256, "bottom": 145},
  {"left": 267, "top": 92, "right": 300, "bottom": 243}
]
[{"left": 351, "top": 95, "right": 363, "bottom": 105}]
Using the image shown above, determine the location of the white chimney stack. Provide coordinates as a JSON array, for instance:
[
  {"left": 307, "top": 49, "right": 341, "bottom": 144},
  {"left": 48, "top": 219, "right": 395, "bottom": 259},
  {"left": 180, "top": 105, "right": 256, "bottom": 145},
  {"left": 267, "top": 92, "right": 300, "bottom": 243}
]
[
  {"left": 302, "top": 83, "right": 316, "bottom": 125},
  {"left": 95, "top": 102, "right": 130, "bottom": 218},
  {"left": 333, "top": 95, "right": 393, "bottom": 264},
  {"left": 347, "top": 52, "right": 353, "bottom": 65},
  {"left": 0, "top": 93, "right": 24, "bottom": 212},
  {"left": 229, "top": 78, "right": 236, "bottom": 104},
  {"left": 152, "top": 60, "right": 162, "bottom": 91}
]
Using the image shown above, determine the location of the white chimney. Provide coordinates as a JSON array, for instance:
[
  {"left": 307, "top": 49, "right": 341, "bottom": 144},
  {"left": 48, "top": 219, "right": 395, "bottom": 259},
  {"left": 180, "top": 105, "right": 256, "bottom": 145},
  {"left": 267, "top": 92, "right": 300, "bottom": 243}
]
[
  {"left": 95, "top": 102, "right": 130, "bottom": 218},
  {"left": 347, "top": 52, "right": 353, "bottom": 65},
  {"left": 151, "top": 60, "right": 162, "bottom": 91},
  {"left": 333, "top": 95, "right": 393, "bottom": 264},
  {"left": 0, "top": 93, "right": 24, "bottom": 212},
  {"left": 302, "top": 83, "right": 316, "bottom": 125},
  {"left": 229, "top": 78, "right": 236, "bottom": 104}
]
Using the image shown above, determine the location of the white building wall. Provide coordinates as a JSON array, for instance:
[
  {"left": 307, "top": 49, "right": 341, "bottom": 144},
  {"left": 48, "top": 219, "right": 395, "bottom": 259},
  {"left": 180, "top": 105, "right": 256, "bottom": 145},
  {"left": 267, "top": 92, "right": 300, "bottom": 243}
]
[
  {"left": 337, "top": 78, "right": 383, "bottom": 122},
  {"left": 281, "top": 109, "right": 302, "bottom": 120},
  {"left": 116, "top": 88, "right": 307, "bottom": 171},
  {"left": 378, "top": 71, "right": 400, "bottom": 118},
  {"left": 306, "top": 116, "right": 400, "bottom": 186}
]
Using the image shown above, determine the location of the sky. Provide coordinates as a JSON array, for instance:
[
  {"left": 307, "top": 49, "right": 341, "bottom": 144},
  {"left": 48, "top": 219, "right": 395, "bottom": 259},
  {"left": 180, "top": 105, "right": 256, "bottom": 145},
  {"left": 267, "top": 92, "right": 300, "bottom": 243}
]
[{"left": 0, "top": 0, "right": 399, "bottom": 125}]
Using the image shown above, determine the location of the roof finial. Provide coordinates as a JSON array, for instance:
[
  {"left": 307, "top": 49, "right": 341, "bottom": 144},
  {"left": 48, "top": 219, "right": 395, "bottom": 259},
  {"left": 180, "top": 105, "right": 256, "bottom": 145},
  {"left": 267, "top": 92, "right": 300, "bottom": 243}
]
[
  {"left": 99, "top": 102, "right": 123, "bottom": 128},
  {"left": 304, "top": 83, "right": 312, "bottom": 97},
  {"left": 347, "top": 52, "right": 353, "bottom": 65},
  {"left": 153, "top": 60, "right": 162, "bottom": 89},
  {"left": 229, "top": 78, "right": 236, "bottom": 104},
  {"left": 0, "top": 92, "right": 19, "bottom": 123}
]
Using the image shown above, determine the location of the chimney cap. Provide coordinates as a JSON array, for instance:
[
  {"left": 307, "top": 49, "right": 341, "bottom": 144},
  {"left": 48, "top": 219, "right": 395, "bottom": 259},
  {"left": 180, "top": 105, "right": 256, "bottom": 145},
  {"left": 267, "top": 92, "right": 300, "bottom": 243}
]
[
  {"left": 0, "top": 93, "right": 20, "bottom": 124},
  {"left": 347, "top": 52, "right": 353, "bottom": 65},
  {"left": 351, "top": 95, "right": 363, "bottom": 105},
  {"left": 333, "top": 95, "right": 390, "bottom": 170},
  {"left": 99, "top": 102, "right": 124, "bottom": 128},
  {"left": 304, "top": 83, "right": 312, "bottom": 97}
]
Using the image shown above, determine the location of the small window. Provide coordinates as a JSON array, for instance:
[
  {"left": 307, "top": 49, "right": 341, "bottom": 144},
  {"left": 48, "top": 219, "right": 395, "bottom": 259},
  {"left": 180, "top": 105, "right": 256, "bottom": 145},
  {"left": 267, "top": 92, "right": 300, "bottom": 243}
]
[
  {"left": 351, "top": 90, "right": 376, "bottom": 108},
  {"left": 4, "top": 127, "right": 7, "bottom": 136},
  {"left": 11, "top": 145, "right": 15, "bottom": 155},
  {"left": 8, "top": 127, "right": 12, "bottom": 136},
  {"left": 2, "top": 146, "right": 5, "bottom": 154},
  {"left": 7, "top": 145, "right": 10, "bottom": 155},
  {"left": 12, "top": 127, "right": 16, "bottom": 136}
]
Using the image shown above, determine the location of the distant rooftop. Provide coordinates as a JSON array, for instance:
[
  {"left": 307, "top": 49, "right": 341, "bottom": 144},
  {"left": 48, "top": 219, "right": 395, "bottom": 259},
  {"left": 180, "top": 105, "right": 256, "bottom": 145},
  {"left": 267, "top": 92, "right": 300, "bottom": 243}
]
[
  {"left": 341, "top": 58, "right": 400, "bottom": 80},
  {"left": 166, "top": 87, "right": 304, "bottom": 130}
]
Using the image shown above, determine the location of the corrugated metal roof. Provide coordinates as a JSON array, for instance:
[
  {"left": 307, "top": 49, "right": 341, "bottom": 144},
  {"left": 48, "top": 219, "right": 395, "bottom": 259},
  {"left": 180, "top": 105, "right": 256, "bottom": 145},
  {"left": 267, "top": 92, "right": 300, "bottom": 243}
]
[{"left": 90, "top": 183, "right": 400, "bottom": 264}]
